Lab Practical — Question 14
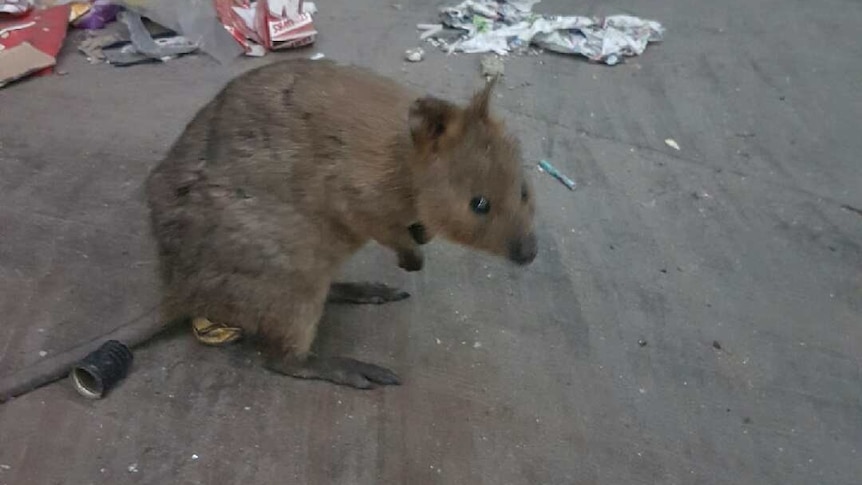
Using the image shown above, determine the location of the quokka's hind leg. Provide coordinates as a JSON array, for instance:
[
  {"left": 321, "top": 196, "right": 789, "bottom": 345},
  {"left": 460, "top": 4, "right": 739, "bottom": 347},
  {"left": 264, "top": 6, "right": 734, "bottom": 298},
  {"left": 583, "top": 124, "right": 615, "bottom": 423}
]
[
  {"left": 326, "top": 282, "right": 410, "bottom": 305},
  {"left": 261, "top": 279, "right": 401, "bottom": 389}
]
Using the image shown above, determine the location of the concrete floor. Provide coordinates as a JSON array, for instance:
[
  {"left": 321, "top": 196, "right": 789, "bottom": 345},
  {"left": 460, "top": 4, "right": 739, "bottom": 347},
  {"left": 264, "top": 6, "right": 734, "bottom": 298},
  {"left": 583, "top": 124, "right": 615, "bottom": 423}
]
[{"left": 1, "top": 0, "right": 860, "bottom": 483}]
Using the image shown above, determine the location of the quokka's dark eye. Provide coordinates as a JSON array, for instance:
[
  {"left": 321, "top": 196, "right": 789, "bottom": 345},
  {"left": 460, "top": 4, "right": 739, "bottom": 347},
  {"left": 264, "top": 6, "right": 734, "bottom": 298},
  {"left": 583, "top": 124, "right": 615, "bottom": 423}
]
[
  {"left": 521, "top": 183, "right": 529, "bottom": 202},
  {"left": 470, "top": 196, "right": 491, "bottom": 214}
]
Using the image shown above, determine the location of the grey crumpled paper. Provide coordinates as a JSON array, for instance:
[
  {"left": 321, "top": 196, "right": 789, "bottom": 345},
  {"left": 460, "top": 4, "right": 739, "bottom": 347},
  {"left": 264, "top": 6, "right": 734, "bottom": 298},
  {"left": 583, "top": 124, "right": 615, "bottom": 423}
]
[
  {"left": 425, "top": 0, "right": 664, "bottom": 65},
  {"left": 113, "top": 0, "right": 242, "bottom": 63}
]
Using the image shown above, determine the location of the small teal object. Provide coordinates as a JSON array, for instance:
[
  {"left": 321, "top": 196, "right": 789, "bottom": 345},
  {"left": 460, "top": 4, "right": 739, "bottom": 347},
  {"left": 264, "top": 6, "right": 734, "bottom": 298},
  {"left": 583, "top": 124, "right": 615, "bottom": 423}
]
[{"left": 538, "top": 160, "right": 576, "bottom": 190}]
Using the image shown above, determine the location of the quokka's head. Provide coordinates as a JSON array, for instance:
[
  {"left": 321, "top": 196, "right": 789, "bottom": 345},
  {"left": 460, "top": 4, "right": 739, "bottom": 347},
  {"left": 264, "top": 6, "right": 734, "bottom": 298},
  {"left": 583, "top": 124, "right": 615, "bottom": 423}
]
[{"left": 408, "top": 79, "right": 537, "bottom": 266}]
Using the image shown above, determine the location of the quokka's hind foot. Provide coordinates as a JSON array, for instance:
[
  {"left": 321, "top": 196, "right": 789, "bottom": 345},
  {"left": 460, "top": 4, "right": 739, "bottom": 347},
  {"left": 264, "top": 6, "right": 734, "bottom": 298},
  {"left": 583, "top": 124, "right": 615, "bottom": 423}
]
[{"left": 265, "top": 354, "right": 401, "bottom": 389}]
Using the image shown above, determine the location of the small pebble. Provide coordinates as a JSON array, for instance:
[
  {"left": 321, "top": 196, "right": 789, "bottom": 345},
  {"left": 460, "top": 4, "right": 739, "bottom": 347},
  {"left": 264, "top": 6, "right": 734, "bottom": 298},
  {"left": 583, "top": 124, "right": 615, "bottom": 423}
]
[{"left": 638, "top": 339, "right": 647, "bottom": 347}]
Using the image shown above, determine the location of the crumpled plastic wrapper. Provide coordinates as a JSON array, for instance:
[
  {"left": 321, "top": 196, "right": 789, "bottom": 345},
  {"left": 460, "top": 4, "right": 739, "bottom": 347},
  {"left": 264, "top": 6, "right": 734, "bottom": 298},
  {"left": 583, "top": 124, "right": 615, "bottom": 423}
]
[
  {"left": 426, "top": 0, "right": 664, "bottom": 65},
  {"left": 72, "top": 0, "right": 120, "bottom": 29},
  {"left": 0, "top": 0, "right": 33, "bottom": 16},
  {"left": 112, "top": 0, "right": 242, "bottom": 63}
]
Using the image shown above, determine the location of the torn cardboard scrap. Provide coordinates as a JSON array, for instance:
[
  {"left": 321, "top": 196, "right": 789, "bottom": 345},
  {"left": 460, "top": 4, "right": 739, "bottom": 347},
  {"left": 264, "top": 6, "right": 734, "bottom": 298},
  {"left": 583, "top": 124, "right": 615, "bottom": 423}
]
[
  {"left": 0, "top": 3, "right": 69, "bottom": 87},
  {"left": 424, "top": 0, "right": 664, "bottom": 65},
  {"left": 0, "top": 41, "right": 54, "bottom": 87}
]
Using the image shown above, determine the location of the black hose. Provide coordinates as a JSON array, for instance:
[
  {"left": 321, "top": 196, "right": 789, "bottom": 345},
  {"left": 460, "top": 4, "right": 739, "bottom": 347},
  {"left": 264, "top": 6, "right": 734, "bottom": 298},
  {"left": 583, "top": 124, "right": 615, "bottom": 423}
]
[{"left": 0, "top": 306, "right": 166, "bottom": 403}]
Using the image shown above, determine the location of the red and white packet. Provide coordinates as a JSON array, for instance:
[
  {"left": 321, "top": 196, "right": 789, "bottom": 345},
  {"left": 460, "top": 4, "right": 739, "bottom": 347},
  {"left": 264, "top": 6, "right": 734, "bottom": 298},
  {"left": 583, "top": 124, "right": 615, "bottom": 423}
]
[
  {"left": 214, "top": 0, "right": 316, "bottom": 55},
  {"left": 255, "top": 0, "right": 316, "bottom": 50}
]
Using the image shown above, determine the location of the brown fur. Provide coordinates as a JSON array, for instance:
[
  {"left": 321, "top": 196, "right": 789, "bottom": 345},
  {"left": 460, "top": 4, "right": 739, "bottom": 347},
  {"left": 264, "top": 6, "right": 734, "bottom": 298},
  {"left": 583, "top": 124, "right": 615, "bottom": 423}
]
[{"left": 145, "top": 60, "right": 536, "bottom": 387}]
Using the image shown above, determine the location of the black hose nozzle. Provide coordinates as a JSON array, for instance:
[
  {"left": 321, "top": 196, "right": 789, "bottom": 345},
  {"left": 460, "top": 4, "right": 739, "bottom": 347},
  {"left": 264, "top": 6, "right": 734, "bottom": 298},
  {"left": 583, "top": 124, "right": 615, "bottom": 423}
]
[{"left": 70, "top": 340, "right": 133, "bottom": 399}]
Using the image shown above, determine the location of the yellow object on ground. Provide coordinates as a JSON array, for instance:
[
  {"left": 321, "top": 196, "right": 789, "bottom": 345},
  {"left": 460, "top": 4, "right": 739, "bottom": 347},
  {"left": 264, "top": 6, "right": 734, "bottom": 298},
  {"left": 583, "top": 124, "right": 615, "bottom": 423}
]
[
  {"left": 192, "top": 317, "right": 243, "bottom": 346},
  {"left": 68, "top": 3, "right": 92, "bottom": 23}
]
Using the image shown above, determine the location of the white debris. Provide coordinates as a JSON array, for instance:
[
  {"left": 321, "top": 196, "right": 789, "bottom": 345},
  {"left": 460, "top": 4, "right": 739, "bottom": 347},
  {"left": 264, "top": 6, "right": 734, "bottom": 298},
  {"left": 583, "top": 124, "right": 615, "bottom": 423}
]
[
  {"left": 422, "top": 0, "right": 664, "bottom": 65},
  {"left": 191, "top": 454, "right": 199, "bottom": 460},
  {"left": 473, "top": 341, "right": 482, "bottom": 348},
  {"left": 38, "top": 350, "right": 47, "bottom": 357},
  {"left": 302, "top": 1, "right": 318, "bottom": 14},
  {"left": 664, "top": 138, "right": 680, "bottom": 150},
  {"left": 405, "top": 47, "right": 425, "bottom": 62},
  {"left": 128, "top": 463, "right": 139, "bottom": 473},
  {"left": 418, "top": 23, "right": 444, "bottom": 39},
  {"left": 309, "top": 52, "right": 325, "bottom": 60},
  {"left": 0, "top": 464, "right": 11, "bottom": 470}
]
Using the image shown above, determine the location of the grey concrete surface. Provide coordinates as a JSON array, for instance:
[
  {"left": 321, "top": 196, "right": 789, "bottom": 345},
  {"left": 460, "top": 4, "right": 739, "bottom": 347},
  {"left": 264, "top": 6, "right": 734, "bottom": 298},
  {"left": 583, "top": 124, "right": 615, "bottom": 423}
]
[{"left": 1, "top": 0, "right": 860, "bottom": 484}]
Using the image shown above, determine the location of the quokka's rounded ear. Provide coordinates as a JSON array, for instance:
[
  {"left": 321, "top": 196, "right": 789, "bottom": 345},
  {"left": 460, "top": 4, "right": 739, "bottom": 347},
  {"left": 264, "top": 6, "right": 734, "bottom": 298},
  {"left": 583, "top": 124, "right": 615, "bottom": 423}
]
[
  {"left": 409, "top": 96, "right": 459, "bottom": 149},
  {"left": 467, "top": 76, "right": 498, "bottom": 121}
]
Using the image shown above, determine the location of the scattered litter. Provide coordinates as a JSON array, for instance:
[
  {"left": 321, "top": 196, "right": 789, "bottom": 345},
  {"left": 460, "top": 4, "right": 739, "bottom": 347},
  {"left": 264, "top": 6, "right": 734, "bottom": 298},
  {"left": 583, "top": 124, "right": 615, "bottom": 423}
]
[
  {"left": 0, "top": 20, "right": 35, "bottom": 37},
  {"left": 214, "top": 0, "right": 317, "bottom": 57},
  {"left": 421, "top": 0, "right": 664, "bottom": 65},
  {"left": 101, "top": 10, "right": 199, "bottom": 67},
  {"left": 638, "top": 339, "right": 647, "bottom": 347},
  {"left": 479, "top": 53, "right": 504, "bottom": 78},
  {"left": 38, "top": 350, "right": 47, "bottom": 357},
  {"left": 0, "top": 41, "right": 54, "bottom": 87},
  {"left": 0, "top": 464, "right": 10, "bottom": 471},
  {"left": 191, "top": 454, "right": 199, "bottom": 460},
  {"left": 72, "top": 0, "right": 120, "bottom": 30},
  {"left": 70, "top": 340, "right": 133, "bottom": 399},
  {"left": 192, "top": 317, "right": 243, "bottom": 346},
  {"left": 712, "top": 340, "right": 722, "bottom": 350},
  {"left": 840, "top": 204, "right": 862, "bottom": 218},
  {"left": 404, "top": 46, "right": 424, "bottom": 62},
  {"left": 538, "top": 160, "right": 576, "bottom": 190},
  {"left": 68, "top": 2, "right": 92, "bottom": 25},
  {"left": 309, "top": 52, "right": 324, "bottom": 60},
  {"left": 0, "top": 0, "right": 31, "bottom": 16},
  {"left": 435, "top": 338, "right": 442, "bottom": 345},
  {"left": 77, "top": 32, "right": 122, "bottom": 63},
  {"left": 114, "top": 0, "right": 242, "bottom": 64},
  {"left": 473, "top": 341, "right": 482, "bottom": 348},
  {"left": 257, "top": 0, "right": 317, "bottom": 50},
  {"left": 243, "top": 406, "right": 251, "bottom": 410},
  {"left": 664, "top": 138, "right": 680, "bottom": 150},
  {"left": 0, "top": 3, "right": 69, "bottom": 87},
  {"left": 417, "top": 23, "right": 443, "bottom": 40},
  {"left": 127, "top": 463, "right": 139, "bottom": 473}
]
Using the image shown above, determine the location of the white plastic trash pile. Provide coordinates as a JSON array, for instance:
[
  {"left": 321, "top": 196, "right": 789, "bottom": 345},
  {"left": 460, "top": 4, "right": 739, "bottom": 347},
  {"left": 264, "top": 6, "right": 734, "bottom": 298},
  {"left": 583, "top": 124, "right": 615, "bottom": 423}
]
[{"left": 422, "top": 0, "right": 664, "bottom": 65}]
